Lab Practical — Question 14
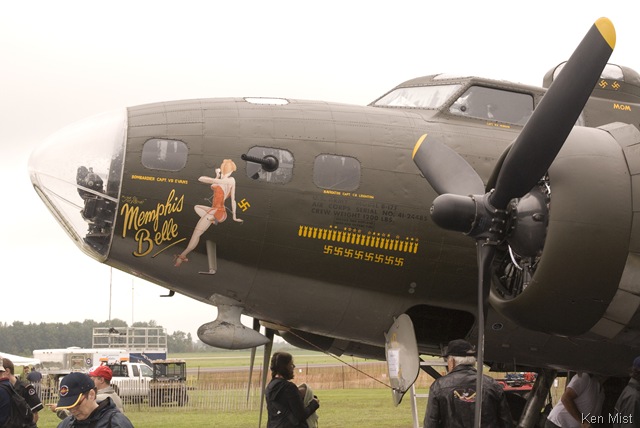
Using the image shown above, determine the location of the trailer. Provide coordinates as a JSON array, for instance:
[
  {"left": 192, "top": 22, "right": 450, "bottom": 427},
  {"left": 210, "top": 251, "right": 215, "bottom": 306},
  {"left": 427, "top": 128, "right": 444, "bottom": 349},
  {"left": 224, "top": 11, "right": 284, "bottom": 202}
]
[
  {"left": 33, "top": 347, "right": 130, "bottom": 376},
  {"left": 32, "top": 347, "right": 130, "bottom": 400}
]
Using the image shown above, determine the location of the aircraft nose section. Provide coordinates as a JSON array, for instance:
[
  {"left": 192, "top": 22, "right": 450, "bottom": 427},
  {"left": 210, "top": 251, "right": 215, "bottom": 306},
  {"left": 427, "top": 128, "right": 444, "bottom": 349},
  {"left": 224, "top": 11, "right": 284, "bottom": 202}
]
[{"left": 28, "top": 109, "right": 127, "bottom": 260}]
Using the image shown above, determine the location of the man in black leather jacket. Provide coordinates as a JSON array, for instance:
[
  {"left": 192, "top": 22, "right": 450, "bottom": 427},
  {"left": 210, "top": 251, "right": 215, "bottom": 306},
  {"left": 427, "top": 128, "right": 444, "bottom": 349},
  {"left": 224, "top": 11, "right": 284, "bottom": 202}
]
[{"left": 424, "top": 339, "right": 514, "bottom": 428}]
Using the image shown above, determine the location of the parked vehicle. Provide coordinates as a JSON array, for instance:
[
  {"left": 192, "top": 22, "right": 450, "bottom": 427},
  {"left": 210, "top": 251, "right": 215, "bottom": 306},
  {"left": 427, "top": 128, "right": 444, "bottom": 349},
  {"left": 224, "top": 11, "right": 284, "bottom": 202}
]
[
  {"left": 106, "top": 361, "right": 154, "bottom": 403},
  {"left": 149, "top": 359, "right": 188, "bottom": 406}
]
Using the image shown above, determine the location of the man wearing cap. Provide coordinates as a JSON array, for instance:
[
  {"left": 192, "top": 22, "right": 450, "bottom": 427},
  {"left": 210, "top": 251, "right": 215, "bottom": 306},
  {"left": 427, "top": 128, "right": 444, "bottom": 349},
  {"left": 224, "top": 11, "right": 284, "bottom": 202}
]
[
  {"left": 424, "top": 339, "right": 514, "bottom": 428},
  {"left": 612, "top": 356, "right": 640, "bottom": 428},
  {"left": 2, "top": 357, "right": 43, "bottom": 427},
  {"left": 26, "top": 368, "right": 43, "bottom": 398},
  {"left": 88, "top": 366, "right": 124, "bottom": 414},
  {"left": 55, "top": 372, "right": 133, "bottom": 428}
]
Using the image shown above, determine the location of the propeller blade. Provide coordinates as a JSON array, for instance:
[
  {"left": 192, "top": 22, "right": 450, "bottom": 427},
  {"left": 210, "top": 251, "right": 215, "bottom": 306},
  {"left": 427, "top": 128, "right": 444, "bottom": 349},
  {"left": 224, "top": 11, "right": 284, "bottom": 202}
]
[
  {"left": 490, "top": 18, "right": 615, "bottom": 209},
  {"left": 412, "top": 133, "right": 485, "bottom": 196},
  {"left": 258, "top": 328, "right": 275, "bottom": 428},
  {"left": 473, "top": 241, "right": 495, "bottom": 427}
]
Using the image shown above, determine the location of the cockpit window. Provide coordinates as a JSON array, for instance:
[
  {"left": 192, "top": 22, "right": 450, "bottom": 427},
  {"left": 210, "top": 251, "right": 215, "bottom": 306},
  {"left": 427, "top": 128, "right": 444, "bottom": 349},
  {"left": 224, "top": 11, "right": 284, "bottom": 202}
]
[
  {"left": 142, "top": 139, "right": 188, "bottom": 171},
  {"left": 449, "top": 86, "right": 534, "bottom": 125},
  {"left": 373, "top": 84, "right": 462, "bottom": 109}
]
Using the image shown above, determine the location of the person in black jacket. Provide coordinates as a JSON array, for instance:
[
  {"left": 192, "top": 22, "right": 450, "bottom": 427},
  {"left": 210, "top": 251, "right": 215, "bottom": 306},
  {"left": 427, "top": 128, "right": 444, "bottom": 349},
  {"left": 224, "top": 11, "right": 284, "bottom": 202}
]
[
  {"left": 55, "top": 372, "right": 133, "bottom": 428},
  {"left": 424, "top": 339, "right": 514, "bottom": 428},
  {"left": 0, "top": 363, "right": 12, "bottom": 426},
  {"left": 2, "top": 358, "right": 43, "bottom": 428},
  {"left": 265, "top": 352, "right": 319, "bottom": 428},
  {"left": 612, "top": 356, "right": 640, "bottom": 427}
]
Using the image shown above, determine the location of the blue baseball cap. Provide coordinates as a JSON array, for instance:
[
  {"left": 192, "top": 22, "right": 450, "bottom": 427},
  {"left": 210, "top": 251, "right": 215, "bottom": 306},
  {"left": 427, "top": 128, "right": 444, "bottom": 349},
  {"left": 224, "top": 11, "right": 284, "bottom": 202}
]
[{"left": 57, "top": 373, "right": 95, "bottom": 409}]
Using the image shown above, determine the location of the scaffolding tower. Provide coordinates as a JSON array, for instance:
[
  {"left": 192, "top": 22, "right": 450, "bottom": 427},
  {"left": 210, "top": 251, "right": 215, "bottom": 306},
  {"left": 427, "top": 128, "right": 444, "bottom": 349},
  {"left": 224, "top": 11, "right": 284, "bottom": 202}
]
[{"left": 92, "top": 327, "right": 168, "bottom": 353}]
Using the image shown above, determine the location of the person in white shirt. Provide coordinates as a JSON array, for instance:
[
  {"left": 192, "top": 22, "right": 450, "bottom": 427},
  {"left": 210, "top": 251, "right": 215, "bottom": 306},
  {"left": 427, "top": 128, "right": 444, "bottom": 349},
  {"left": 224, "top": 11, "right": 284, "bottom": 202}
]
[{"left": 546, "top": 372, "right": 606, "bottom": 428}]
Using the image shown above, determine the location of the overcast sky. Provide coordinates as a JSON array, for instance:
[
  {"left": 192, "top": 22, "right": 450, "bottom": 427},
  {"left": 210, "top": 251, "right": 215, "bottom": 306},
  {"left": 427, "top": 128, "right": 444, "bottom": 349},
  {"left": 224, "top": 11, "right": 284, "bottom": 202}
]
[{"left": 1, "top": 1, "right": 639, "bottom": 349}]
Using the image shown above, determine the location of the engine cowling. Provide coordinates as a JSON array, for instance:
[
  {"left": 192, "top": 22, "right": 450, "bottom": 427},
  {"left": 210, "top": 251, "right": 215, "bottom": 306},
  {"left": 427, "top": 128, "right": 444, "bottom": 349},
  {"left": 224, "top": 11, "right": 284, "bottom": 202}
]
[{"left": 490, "top": 123, "right": 639, "bottom": 336}]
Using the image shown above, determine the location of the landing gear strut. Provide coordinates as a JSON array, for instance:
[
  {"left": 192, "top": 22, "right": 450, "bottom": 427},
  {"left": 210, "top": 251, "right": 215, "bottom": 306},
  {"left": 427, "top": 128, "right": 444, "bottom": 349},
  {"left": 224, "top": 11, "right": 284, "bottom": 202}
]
[{"left": 517, "top": 369, "right": 556, "bottom": 428}]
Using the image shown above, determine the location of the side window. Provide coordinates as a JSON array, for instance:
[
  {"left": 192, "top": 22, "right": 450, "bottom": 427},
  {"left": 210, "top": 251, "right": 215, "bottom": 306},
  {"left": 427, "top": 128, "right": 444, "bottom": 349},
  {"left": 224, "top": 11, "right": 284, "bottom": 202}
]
[
  {"left": 313, "top": 154, "right": 361, "bottom": 191},
  {"left": 141, "top": 138, "right": 188, "bottom": 171},
  {"left": 244, "top": 146, "right": 294, "bottom": 183},
  {"left": 110, "top": 365, "right": 127, "bottom": 377},
  {"left": 140, "top": 365, "right": 153, "bottom": 377},
  {"left": 132, "top": 365, "right": 140, "bottom": 377},
  {"left": 449, "top": 86, "right": 534, "bottom": 125}
]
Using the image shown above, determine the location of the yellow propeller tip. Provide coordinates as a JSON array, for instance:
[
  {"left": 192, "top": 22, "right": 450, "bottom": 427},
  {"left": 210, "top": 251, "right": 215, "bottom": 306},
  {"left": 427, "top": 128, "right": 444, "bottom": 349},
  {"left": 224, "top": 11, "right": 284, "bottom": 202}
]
[
  {"left": 595, "top": 17, "right": 616, "bottom": 50},
  {"left": 412, "top": 134, "right": 427, "bottom": 159}
]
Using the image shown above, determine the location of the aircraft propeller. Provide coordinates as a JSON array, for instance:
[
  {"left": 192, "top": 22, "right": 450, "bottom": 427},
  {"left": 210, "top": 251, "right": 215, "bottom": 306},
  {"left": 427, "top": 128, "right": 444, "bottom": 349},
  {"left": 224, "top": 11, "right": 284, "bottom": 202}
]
[{"left": 412, "top": 17, "right": 615, "bottom": 426}]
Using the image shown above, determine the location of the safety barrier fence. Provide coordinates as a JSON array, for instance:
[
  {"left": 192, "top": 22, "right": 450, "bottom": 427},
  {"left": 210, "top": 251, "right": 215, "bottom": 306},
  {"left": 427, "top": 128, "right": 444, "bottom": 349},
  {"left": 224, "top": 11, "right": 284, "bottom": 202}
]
[
  {"left": 38, "top": 362, "right": 539, "bottom": 412},
  {"left": 129, "top": 362, "right": 430, "bottom": 411}
]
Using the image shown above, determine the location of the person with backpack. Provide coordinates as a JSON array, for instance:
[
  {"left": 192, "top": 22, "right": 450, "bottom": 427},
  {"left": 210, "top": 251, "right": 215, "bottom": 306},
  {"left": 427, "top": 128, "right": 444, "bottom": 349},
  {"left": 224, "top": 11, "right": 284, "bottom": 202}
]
[
  {"left": 1, "top": 358, "right": 42, "bottom": 427},
  {"left": 0, "top": 362, "right": 33, "bottom": 428}
]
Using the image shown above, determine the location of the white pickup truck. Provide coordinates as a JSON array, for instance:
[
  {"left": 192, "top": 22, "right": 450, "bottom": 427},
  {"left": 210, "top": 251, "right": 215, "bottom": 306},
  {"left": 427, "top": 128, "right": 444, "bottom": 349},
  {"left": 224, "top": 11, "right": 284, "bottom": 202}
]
[{"left": 106, "top": 362, "right": 154, "bottom": 403}]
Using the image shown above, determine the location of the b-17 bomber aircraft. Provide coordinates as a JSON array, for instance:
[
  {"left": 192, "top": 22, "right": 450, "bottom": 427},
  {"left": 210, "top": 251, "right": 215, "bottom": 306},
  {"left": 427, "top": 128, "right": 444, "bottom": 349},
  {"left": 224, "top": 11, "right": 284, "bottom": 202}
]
[{"left": 29, "top": 17, "right": 640, "bottom": 426}]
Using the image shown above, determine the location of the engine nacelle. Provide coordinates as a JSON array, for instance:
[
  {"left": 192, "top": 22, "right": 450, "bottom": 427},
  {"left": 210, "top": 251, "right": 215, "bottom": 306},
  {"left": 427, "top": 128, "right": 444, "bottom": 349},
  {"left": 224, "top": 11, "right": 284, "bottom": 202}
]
[{"left": 490, "top": 123, "right": 640, "bottom": 336}]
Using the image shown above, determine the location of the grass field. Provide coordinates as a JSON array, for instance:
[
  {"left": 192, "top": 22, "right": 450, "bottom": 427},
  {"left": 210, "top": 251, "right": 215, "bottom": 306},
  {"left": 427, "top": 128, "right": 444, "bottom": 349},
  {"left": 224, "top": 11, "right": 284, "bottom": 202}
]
[
  {"left": 172, "top": 346, "right": 371, "bottom": 369},
  {"left": 35, "top": 388, "right": 426, "bottom": 428}
]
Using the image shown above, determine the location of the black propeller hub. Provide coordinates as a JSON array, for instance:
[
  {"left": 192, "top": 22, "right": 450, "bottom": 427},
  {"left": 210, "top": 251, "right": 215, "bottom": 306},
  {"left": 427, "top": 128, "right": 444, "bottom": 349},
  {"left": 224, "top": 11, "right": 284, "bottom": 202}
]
[{"left": 431, "top": 192, "right": 509, "bottom": 242}]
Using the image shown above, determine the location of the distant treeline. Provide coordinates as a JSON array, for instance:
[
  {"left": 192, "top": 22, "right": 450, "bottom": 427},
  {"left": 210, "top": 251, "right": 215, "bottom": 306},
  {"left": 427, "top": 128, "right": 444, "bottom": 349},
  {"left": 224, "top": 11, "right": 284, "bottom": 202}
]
[{"left": 0, "top": 319, "right": 204, "bottom": 356}]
